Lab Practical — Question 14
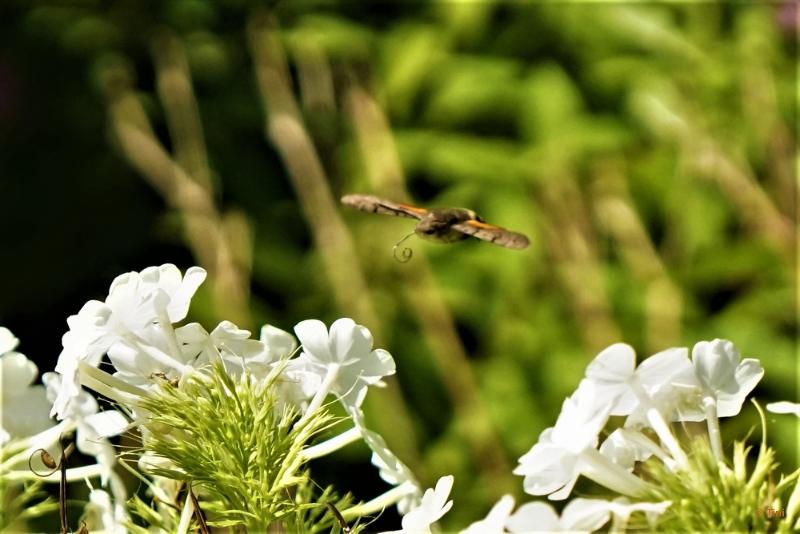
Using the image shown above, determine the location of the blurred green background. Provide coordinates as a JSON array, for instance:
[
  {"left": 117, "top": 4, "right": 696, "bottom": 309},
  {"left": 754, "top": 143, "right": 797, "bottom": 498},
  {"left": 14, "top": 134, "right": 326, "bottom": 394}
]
[{"left": 0, "top": 1, "right": 796, "bottom": 531}]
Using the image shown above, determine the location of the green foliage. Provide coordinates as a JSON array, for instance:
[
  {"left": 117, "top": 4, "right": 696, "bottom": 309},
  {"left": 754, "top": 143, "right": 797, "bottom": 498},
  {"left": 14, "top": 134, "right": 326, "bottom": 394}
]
[
  {"left": 138, "top": 364, "right": 354, "bottom": 532},
  {"left": 0, "top": 477, "right": 59, "bottom": 533},
  {"left": 642, "top": 406, "right": 800, "bottom": 532},
  {"left": 3, "top": 1, "right": 796, "bottom": 530}
]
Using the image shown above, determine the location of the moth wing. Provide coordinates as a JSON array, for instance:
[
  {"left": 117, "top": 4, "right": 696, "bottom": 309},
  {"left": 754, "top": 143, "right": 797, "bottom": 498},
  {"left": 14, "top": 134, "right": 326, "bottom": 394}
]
[
  {"left": 451, "top": 220, "right": 530, "bottom": 249},
  {"left": 341, "top": 194, "right": 427, "bottom": 219}
]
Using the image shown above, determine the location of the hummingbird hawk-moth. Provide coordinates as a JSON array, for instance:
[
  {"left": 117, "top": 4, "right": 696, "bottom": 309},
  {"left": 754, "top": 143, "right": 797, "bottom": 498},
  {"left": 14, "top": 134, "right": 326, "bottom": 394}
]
[{"left": 341, "top": 194, "right": 530, "bottom": 250}]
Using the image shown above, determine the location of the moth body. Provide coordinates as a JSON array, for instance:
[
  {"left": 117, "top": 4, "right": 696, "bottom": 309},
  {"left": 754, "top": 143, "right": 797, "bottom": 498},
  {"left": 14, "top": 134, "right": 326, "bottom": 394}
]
[
  {"left": 341, "top": 194, "right": 529, "bottom": 250},
  {"left": 416, "top": 208, "right": 481, "bottom": 244}
]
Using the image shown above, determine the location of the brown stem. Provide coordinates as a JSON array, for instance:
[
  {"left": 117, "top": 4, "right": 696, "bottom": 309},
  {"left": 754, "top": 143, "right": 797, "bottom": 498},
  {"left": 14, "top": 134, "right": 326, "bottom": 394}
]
[{"left": 247, "top": 10, "right": 421, "bottom": 473}]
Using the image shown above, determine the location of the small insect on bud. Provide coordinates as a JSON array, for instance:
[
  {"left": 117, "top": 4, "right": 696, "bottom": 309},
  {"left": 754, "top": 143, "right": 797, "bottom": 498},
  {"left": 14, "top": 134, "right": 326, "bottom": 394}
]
[{"left": 39, "top": 449, "right": 57, "bottom": 470}]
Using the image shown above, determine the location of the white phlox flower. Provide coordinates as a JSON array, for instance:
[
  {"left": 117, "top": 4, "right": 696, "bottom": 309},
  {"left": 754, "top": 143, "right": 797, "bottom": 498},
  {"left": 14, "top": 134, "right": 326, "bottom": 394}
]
[
  {"left": 514, "top": 381, "right": 612, "bottom": 500},
  {"left": 516, "top": 381, "right": 652, "bottom": 500},
  {"left": 460, "top": 494, "right": 515, "bottom": 534},
  {"left": 1, "top": 337, "right": 53, "bottom": 444},
  {"left": 689, "top": 339, "right": 763, "bottom": 460},
  {"left": 82, "top": 487, "right": 130, "bottom": 534},
  {"left": 51, "top": 301, "right": 115, "bottom": 419},
  {"left": 586, "top": 344, "right": 701, "bottom": 469},
  {"left": 505, "top": 498, "right": 611, "bottom": 533},
  {"left": 183, "top": 321, "right": 272, "bottom": 378},
  {"left": 381, "top": 475, "right": 454, "bottom": 534},
  {"left": 690, "top": 339, "right": 764, "bottom": 418},
  {"left": 260, "top": 324, "right": 299, "bottom": 359},
  {"left": 106, "top": 323, "right": 202, "bottom": 389},
  {"left": 503, "top": 497, "right": 670, "bottom": 533},
  {"left": 105, "top": 264, "right": 206, "bottom": 330},
  {"left": 0, "top": 327, "right": 19, "bottom": 354},
  {"left": 599, "top": 428, "right": 657, "bottom": 471},
  {"left": 293, "top": 318, "right": 395, "bottom": 412},
  {"left": 585, "top": 344, "right": 699, "bottom": 420},
  {"left": 43, "top": 372, "right": 128, "bottom": 483},
  {"left": 182, "top": 321, "right": 303, "bottom": 409},
  {"left": 258, "top": 325, "right": 312, "bottom": 410},
  {"left": 51, "top": 265, "right": 207, "bottom": 419},
  {"left": 606, "top": 497, "right": 671, "bottom": 530},
  {"left": 348, "top": 407, "right": 421, "bottom": 514}
]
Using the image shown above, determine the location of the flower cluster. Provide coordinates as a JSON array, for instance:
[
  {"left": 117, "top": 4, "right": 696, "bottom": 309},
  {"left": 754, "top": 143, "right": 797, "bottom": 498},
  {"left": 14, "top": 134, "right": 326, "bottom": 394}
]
[
  {"left": 2, "top": 264, "right": 798, "bottom": 533},
  {"left": 1, "top": 265, "right": 408, "bottom": 533},
  {"left": 388, "top": 339, "right": 799, "bottom": 533}
]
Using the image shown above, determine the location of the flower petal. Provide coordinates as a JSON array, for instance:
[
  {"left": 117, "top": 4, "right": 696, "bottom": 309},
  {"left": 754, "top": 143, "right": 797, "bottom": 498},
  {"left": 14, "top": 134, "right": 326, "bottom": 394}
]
[
  {"left": 717, "top": 358, "right": 764, "bottom": 417},
  {"left": 84, "top": 410, "right": 129, "bottom": 439},
  {"left": 766, "top": 401, "right": 800, "bottom": 417},
  {"left": 506, "top": 502, "right": 560, "bottom": 532},
  {"left": 167, "top": 266, "right": 207, "bottom": 322},
  {"left": 294, "top": 319, "right": 331, "bottom": 363},
  {"left": 0, "top": 327, "right": 19, "bottom": 354},
  {"left": 692, "top": 339, "right": 738, "bottom": 392},
  {"left": 461, "top": 495, "right": 515, "bottom": 534},
  {"left": 586, "top": 343, "right": 636, "bottom": 384},
  {"left": 260, "top": 324, "right": 298, "bottom": 359},
  {"left": 560, "top": 498, "right": 612, "bottom": 531},
  {"left": 359, "top": 349, "right": 396, "bottom": 382},
  {"left": 1, "top": 351, "right": 39, "bottom": 394},
  {"left": 329, "top": 318, "right": 360, "bottom": 362}
]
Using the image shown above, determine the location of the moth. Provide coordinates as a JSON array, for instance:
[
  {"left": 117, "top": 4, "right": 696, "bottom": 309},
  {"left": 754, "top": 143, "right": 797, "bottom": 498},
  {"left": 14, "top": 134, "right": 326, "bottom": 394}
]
[{"left": 341, "top": 194, "right": 529, "bottom": 249}]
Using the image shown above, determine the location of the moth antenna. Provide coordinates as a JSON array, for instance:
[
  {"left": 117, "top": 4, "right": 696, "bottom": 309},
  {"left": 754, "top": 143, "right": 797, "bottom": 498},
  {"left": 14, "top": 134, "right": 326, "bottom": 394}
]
[{"left": 392, "top": 230, "right": 416, "bottom": 263}]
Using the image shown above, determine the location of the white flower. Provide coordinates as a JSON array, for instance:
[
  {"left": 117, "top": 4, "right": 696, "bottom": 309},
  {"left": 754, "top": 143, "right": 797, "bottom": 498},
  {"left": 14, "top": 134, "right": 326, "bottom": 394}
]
[
  {"left": 584, "top": 345, "right": 702, "bottom": 469},
  {"left": 599, "top": 429, "right": 655, "bottom": 471},
  {"left": 766, "top": 401, "right": 800, "bottom": 417},
  {"left": 583, "top": 343, "right": 639, "bottom": 415},
  {"left": 293, "top": 318, "right": 395, "bottom": 411},
  {"left": 277, "top": 357, "right": 322, "bottom": 410},
  {"left": 51, "top": 265, "right": 206, "bottom": 418},
  {"left": 381, "top": 475, "right": 454, "bottom": 534},
  {"left": 211, "top": 322, "right": 299, "bottom": 380},
  {"left": 182, "top": 320, "right": 274, "bottom": 379},
  {"left": 461, "top": 494, "right": 515, "bottom": 534},
  {"left": 189, "top": 321, "right": 304, "bottom": 405},
  {"left": 606, "top": 497, "right": 671, "bottom": 530},
  {"left": 515, "top": 381, "right": 650, "bottom": 500},
  {"left": 82, "top": 488, "right": 129, "bottom": 534},
  {"left": 260, "top": 324, "right": 298, "bottom": 359},
  {"left": 51, "top": 301, "right": 115, "bottom": 418},
  {"left": 689, "top": 339, "right": 764, "bottom": 461},
  {"left": 106, "top": 324, "right": 199, "bottom": 389},
  {"left": 691, "top": 339, "right": 763, "bottom": 417},
  {"left": 504, "top": 498, "right": 669, "bottom": 533},
  {"left": 0, "top": 327, "right": 19, "bottom": 353},
  {"left": 585, "top": 343, "right": 696, "bottom": 418},
  {"left": 514, "top": 381, "right": 610, "bottom": 499},
  {"left": 349, "top": 407, "right": 420, "bottom": 514},
  {"left": 105, "top": 264, "right": 206, "bottom": 330},
  {"left": 0, "top": 339, "right": 53, "bottom": 444},
  {"left": 43, "top": 372, "right": 128, "bottom": 483},
  {"left": 505, "top": 498, "right": 611, "bottom": 533}
]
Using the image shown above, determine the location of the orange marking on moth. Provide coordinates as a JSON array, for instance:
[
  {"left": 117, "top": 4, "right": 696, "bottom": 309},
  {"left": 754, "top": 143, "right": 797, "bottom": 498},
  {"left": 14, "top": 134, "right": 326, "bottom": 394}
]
[
  {"left": 397, "top": 204, "right": 429, "bottom": 216},
  {"left": 465, "top": 220, "right": 502, "bottom": 230}
]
